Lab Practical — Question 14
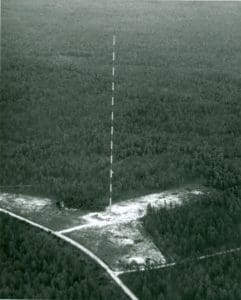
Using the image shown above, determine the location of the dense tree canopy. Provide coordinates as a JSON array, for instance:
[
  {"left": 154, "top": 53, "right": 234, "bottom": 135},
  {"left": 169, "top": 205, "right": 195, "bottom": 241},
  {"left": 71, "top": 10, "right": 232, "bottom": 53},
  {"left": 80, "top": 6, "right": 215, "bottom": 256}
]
[
  {"left": 143, "top": 187, "right": 241, "bottom": 260},
  {"left": 122, "top": 251, "right": 241, "bottom": 300},
  {"left": 1, "top": 1, "right": 241, "bottom": 208},
  {"left": 0, "top": 213, "right": 127, "bottom": 300},
  {"left": 1, "top": 2, "right": 241, "bottom": 299}
]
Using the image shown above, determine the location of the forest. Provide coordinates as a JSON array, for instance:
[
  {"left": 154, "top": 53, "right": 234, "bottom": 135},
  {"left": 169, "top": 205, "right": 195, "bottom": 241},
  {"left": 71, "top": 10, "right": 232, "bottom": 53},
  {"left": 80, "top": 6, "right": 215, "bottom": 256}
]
[
  {"left": 143, "top": 186, "right": 241, "bottom": 260},
  {"left": 1, "top": 1, "right": 241, "bottom": 299},
  {"left": 121, "top": 251, "right": 241, "bottom": 300},
  {"left": 137, "top": 147, "right": 241, "bottom": 298},
  {"left": 0, "top": 213, "right": 127, "bottom": 300},
  {"left": 1, "top": 1, "right": 241, "bottom": 208}
]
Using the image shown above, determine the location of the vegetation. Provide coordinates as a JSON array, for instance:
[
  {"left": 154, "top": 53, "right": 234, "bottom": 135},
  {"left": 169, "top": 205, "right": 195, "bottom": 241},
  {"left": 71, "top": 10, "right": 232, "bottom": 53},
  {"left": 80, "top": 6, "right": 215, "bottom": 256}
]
[
  {"left": 1, "top": 1, "right": 241, "bottom": 299},
  {"left": 1, "top": 1, "right": 241, "bottom": 208},
  {"left": 0, "top": 213, "right": 127, "bottom": 299},
  {"left": 121, "top": 251, "right": 241, "bottom": 300},
  {"left": 143, "top": 187, "right": 241, "bottom": 260}
]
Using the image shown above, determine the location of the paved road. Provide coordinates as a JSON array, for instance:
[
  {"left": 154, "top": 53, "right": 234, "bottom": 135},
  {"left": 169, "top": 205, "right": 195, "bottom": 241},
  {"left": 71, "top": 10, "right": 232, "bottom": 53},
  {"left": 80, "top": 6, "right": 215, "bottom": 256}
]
[{"left": 0, "top": 208, "right": 138, "bottom": 300}]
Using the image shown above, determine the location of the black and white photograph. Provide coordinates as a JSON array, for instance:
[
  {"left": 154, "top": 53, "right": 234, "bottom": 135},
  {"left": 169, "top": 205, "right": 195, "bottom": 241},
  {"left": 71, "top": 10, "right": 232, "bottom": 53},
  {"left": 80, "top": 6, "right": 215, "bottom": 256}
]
[{"left": 1, "top": 0, "right": 241, "bottom": 299}]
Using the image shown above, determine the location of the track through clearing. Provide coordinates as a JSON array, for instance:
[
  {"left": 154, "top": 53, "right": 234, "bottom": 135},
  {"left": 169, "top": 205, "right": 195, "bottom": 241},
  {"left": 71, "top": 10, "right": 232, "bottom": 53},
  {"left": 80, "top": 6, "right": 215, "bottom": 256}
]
[{"left": 0, "top": 208, "right": 139, "bottom": 300}]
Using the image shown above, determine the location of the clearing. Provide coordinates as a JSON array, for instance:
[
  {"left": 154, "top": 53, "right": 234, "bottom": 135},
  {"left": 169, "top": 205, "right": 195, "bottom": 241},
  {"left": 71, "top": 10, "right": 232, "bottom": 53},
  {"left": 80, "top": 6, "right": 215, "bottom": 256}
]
[{"left": 0, "top": 187, "right": 203, "bottom": 272}]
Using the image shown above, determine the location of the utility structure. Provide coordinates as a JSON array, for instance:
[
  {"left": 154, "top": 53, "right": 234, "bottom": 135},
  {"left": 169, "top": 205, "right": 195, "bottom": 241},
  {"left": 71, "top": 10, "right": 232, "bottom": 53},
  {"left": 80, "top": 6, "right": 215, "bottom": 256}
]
[{"left": 109, "top": 35, "right": 116, "bottom": 212}]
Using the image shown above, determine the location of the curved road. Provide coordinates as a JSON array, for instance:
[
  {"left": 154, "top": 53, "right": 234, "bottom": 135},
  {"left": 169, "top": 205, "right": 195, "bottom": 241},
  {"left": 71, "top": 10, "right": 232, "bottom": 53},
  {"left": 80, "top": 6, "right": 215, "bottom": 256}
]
[{"left": 0, "top": 208, "right": 138, "bottom": 300}]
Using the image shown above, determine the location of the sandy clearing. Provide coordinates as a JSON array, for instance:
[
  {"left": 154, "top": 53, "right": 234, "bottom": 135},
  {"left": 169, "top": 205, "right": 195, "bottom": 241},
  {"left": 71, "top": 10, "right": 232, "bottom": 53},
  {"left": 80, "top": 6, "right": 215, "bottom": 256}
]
[
  {"left": 0, "top": 193, "right": 51, "bottom": 212},
  {"left": 117, "top": 247, "right": 241, "bottom": 276},
  {"left": 67, "top": 220, "right": 166, "bottom": 270},
  {"left": 59, "top": 189, "right": 201, "bottom": 234},
  {"left": 59, "top": 189, "right": 203, "bottom": 271},
  {"left": 0, "top": 208, "right": 138, "bottom": 300},
  {"left": 0, "top": 193, "right": 89, "bottom": 230},
  {"left": 0, "top": 188, "right": 203, "bottom": 271}
]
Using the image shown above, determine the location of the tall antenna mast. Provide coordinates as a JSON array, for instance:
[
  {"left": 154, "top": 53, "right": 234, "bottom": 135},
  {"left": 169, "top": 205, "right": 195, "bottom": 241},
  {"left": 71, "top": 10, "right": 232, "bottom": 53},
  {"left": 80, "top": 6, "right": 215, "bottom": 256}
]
[{"left": 109, "top": 35, "right": 116, "bottom": 213}]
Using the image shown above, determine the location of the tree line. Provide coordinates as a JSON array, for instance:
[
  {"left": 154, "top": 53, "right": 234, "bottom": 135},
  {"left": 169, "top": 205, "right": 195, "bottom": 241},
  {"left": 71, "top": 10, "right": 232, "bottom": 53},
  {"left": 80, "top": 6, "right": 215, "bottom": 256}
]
[
  {"left": 122, "top": 251, "right": 241, "bottom": 300},
  {"left": 0, "top": 213, "right": 127, "bottom": 300}
]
